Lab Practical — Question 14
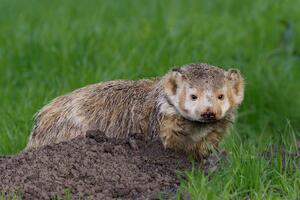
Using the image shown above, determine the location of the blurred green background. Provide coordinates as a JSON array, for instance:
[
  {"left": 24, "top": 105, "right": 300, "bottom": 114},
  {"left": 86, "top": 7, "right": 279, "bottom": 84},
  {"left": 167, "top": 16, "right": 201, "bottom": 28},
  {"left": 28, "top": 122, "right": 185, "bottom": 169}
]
[{"left": 0, "top": 0, "right": 299, "bottom": 198}]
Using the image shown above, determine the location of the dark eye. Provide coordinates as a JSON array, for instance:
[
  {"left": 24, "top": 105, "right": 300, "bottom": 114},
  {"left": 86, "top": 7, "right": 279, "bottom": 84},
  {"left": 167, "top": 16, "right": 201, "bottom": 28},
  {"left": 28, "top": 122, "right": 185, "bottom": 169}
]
[
  {"left": 218, "top": 94, "right": 224, "bottom": 100},
  {"left": 191, "top": 94, "right": 198, "bottom": 100}
]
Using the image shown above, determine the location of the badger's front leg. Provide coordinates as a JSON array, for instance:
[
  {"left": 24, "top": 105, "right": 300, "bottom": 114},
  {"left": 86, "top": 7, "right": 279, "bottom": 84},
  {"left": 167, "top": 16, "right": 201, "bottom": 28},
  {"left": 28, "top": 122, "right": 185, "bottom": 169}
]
[
  {"left": 159, "top": 115, "right": 189, "bottom": 151},
  {"left": 159, "top": 115, "right": 225, "bottom": 159},
  {"left": 189, "top": 131, "right": 224, "bottom": 159}
]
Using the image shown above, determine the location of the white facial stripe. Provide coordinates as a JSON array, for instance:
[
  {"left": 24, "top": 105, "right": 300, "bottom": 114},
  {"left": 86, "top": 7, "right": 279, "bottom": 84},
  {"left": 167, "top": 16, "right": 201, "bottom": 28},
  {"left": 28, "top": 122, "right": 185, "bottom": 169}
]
[
  {"left": 184, "top": 87, "right": 198, "bottom": 118},
  {"left": 187, "top": 87, "right": 198, "bottom": 96},
  {"left": 203, "top": 91, "right": 213, "bottom": 108},
  {"left": 221, "top": 98, "right": 230, "bottom": 117},
  {"left": 165, "top": 83, "right": 190, "bottom": 117},
  {"left": 218, "top": 87, "right": 230, "bottom": 117},
  {"left": 170, "top": 83, "right": 186, "bottom": 107},
  {"left": 158, "top": 96, "right": 177, "bottom": 115}
]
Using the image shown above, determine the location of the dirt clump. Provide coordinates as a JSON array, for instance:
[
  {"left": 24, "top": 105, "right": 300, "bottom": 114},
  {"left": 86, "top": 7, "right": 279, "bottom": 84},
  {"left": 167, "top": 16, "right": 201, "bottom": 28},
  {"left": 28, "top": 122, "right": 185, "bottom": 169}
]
[{"left": 0, "top": 131, "right": 198, "bottom": 199}]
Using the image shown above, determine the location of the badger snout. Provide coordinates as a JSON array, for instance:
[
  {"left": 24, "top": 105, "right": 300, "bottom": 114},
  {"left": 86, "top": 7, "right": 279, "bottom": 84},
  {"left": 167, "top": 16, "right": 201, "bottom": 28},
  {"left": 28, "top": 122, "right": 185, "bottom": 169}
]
[
  {"left": 199, "top": 107, "right": 217, "bottom": 122},
  {"left": 201, "top": 111, "right": 216, "bottom": 120}
]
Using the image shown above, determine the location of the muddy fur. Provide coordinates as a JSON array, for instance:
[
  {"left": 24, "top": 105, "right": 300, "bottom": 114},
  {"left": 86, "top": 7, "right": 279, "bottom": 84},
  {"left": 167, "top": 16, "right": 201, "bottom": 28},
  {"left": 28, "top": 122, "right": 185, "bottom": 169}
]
[
  {"left": 28, "top": 79, "right": 162, "bottom": 147},
  {"left": 27, "top": 63, "right": 244, "bottom": 157}
]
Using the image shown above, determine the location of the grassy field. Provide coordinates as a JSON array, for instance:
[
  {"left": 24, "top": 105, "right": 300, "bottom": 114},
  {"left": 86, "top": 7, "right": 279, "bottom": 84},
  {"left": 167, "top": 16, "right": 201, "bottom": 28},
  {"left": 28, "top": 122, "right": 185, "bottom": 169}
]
[{"left": 0, "top": 0, "right": 299, "bottom": 199}]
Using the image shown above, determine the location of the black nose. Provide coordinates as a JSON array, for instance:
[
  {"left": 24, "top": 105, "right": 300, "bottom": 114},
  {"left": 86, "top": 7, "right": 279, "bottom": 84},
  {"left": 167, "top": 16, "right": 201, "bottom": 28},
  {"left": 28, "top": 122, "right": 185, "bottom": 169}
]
[{"left": 201, "top": 112, "right": 216, "bottom": 120}]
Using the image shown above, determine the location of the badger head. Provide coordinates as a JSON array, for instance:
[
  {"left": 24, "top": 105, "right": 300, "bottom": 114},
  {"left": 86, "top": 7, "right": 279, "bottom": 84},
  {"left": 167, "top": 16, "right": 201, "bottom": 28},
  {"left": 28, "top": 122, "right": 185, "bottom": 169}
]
[{"left": 163, "top": 63, "right": 244, "bottom": 122}]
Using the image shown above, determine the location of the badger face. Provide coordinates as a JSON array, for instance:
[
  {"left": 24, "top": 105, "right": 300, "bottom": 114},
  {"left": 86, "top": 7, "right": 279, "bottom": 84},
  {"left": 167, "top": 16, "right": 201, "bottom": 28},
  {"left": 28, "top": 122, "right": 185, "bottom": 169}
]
[
  {"left": 164, "top": 64, "right": 244, "bottom": 123},
  {"left": 184, "top": 84, "right": 234, "bottom": 122}
]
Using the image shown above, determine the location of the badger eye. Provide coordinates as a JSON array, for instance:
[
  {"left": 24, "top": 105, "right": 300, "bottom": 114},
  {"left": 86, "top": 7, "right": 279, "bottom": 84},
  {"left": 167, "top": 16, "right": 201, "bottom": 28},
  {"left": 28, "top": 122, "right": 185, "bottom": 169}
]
[
  {"left": 190, "top": 94, "right": 198, "bottom": 101},
  {"left": 218, "top": 94, "right": 224, "bottom": 100}
]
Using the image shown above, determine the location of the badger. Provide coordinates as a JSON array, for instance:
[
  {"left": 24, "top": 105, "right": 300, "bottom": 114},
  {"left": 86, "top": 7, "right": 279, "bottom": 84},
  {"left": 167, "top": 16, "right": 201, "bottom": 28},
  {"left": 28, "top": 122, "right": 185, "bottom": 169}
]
[{"left": 27, "top": 63, "right": 244, "bottom": 157}]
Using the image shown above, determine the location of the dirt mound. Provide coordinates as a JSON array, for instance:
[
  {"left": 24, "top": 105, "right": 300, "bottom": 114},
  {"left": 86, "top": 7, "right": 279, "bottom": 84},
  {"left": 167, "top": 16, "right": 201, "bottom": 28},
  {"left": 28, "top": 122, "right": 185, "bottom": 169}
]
[{"left": 0, "top": 131, "right": 197, "bottom": 199}]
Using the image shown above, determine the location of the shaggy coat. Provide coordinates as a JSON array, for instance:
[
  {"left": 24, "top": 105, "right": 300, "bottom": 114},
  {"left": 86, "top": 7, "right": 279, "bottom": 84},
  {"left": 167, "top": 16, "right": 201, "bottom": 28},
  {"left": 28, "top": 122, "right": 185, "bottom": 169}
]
[{"left": 27, "top": 63, "right": 244, "bottom": 157}]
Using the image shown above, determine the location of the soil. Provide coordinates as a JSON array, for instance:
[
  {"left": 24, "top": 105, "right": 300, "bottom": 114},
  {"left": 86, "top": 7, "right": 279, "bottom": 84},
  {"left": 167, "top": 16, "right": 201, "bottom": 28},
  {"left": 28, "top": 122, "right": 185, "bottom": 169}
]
[
  {"left": 2, "top": 130, "right": 298, "bottom": 199},
  {"left": 0, "top": 130, "right": 225, "bottom": 200}
]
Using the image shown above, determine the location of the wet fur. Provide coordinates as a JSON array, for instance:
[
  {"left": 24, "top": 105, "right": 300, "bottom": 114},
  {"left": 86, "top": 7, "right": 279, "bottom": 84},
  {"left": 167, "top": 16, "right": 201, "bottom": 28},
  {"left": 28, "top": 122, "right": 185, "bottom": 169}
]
[
  {"left": 28, "top": 79, "right": 163, "bottom": 147},
  {"left": 27, "top": 63, "right": 244, "bottom": 157}
]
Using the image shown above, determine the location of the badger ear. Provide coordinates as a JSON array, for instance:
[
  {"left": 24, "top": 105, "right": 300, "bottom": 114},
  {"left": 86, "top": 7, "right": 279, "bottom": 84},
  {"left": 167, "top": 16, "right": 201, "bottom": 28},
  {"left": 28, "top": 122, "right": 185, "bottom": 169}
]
[
  {"left": 164, "top": 68, "right": 186, "bottom": 96},
  {"left": 226, "top": 68, "right": 244, "bottom": 105}
]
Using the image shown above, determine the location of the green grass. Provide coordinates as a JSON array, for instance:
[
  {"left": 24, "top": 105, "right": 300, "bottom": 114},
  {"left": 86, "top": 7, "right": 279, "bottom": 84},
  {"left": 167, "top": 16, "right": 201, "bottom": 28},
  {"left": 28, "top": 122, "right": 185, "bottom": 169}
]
[
  {"left": 0, "top": 0, "right": 299, "bottom": 199},
  {"left": 0, "top": 191, "right": 22, "bottom": 200}
]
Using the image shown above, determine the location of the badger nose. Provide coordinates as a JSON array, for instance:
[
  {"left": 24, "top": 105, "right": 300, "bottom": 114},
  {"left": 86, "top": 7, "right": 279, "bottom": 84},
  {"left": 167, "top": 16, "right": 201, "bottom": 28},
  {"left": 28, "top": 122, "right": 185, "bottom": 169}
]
[{"left": 201, "top": 112, "right": 216, "bottom": 120}]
